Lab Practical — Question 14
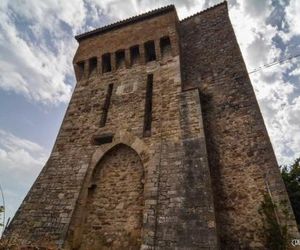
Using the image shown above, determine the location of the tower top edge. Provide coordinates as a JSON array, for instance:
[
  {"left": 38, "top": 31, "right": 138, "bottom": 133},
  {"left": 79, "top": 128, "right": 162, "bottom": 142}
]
[
  {"left": 75, "top": 1, "right": 227, "bottom": 42},
  {"left": 75, "top": 5, "right": 176, "bottom": 42},
  {"left": 180, "top": 1, "right": 228, "bottom": 23}
]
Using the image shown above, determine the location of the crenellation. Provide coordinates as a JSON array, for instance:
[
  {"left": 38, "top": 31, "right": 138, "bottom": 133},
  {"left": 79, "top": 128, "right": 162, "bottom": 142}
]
[{"left": 74, "top": 32, "right": 176, "bottom": 79}]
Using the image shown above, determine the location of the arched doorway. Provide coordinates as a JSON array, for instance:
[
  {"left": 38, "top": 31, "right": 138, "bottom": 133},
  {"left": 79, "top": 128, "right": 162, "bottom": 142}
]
[{"left": 80, "top": 144, "right": 144, "bottom": 250}]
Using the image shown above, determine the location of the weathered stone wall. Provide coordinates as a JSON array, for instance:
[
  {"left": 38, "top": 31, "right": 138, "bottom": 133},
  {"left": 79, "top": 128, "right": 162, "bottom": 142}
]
[
  {"left": 80, "top": 144, "right": 144, "bottom": 249},
  {"left": 4, "top": 3, "right": 299, "bottom": 249},
  {"left": 176, "top": 89, "right": 218, "bottom": 249},
  {"left": 149, "top": 84, "right": 218, "bottom": 249},
  {"left": 4, "top": 8, "right": 181, "bottom": 248},
  {"left": 5, "top": 7, "right": 218, "bottom": 249},
  {"left": 180, "top": 2, "right": 299, "bottom": 249}
]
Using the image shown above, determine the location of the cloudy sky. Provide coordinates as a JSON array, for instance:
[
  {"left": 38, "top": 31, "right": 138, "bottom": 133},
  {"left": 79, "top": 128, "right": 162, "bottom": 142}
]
[{"left": 0, "top": 0, "right": 300, "bottom": 229}]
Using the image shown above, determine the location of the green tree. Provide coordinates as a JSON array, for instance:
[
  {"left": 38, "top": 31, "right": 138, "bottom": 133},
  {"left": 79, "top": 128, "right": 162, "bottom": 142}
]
[
  {"left": 281, "top": 157, "right": 300, "bottom": 230},
  {"left": 258, "top": 193, "right": 289, "bottom": 249}
]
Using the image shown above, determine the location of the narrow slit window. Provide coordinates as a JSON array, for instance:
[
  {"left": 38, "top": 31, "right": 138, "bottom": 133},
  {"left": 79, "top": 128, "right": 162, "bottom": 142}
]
[
  {"left": 130, "top": 45, "right": 140, "bottom": 65},
  {"left": 144, "top": 41, "right": 156, "bottom": 62},
  {"left": 89, "top": 57, "right": 97, "bottom": 76},
  {"left": 115, "top": 50, "right": 125, "bottom": 69},
  {"left": 87, "top": 184, "right": 96, "bottom": 198},
  {"left": 76, "top": 61, "right": 85, "bottom": 80},
  {"left": 143, "top": 74, "right": 153, "bottom": 137},
  {"left": 102, "top": 53, "right": 111, "bottom": 73},
  {"left": 100, "top": 83, "right": 113, "bottom": 127},
  {"left": 160, "top": 36, "right": 172, "bottom": 58}
]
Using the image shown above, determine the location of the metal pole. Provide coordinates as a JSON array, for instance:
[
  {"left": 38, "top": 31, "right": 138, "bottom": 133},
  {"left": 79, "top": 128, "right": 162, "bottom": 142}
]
[{"left": 0, "top": 182, "right": 5, "bottom": 237}]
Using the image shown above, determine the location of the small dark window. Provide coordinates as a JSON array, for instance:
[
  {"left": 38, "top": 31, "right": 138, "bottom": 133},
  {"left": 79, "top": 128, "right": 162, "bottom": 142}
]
[
  {"left": 100, "top": 83, "right": 113, "bottom": 127},
  {"left": 102, "top": 53, "right": 111, "bottom": 73},
  {"left": 92, "top": 133, "right": 114, "bottom": 145},
  {"left": 160, "top": 36, "right": 172, "bottom": 58},
  {"left": 130, "top": 45, "right": 140, "bottom": 65},
  {"left": 88, "top": 183, "right": 97, "bottom": 198},
  {"left": 143, "top": 74, "right": 153, "bottom": 137},
  {"left": 76, "top": 61, "right": 85, "bottom": 80},
  {"left": 115, "top": 50, "right": 125, "bottom": 69},
  {"left": 89, "top": 57, "right": 97, "bottom": 76},
  {"left": 144, "top": 41, "right": 156, "bottom": 62}
]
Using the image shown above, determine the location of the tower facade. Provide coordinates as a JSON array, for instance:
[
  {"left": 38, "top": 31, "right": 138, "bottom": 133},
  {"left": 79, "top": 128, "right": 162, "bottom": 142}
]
[{"left": 4, "top": 2, "right": 299, "bottom": 249}]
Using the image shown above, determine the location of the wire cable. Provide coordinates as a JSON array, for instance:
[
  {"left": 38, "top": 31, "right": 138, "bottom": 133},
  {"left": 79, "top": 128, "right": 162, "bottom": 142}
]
[{"left": 248, "top": 53, "right": 300, "bottom": 75}]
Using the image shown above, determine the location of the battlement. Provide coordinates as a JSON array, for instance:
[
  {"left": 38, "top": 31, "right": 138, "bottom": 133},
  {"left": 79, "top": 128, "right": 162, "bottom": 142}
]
[
  {"left": 73, "top": 2, "right": 229, "bottom": 82},
  {"left": 73, "top": 8, "right": 179, "bottom": 82},
  {"left": 74, "top": 34, "right": 174, "bottom": 81}
]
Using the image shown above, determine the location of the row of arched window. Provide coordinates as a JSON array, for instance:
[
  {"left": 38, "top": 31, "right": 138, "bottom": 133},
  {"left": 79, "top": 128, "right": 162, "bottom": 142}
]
[{"left": 76, "top": 36, "right": 172, "bottom": 80}]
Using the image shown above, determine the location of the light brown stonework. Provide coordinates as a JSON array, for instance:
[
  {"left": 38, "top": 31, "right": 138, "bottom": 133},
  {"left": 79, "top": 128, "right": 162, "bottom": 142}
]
[
  {"left": 4, "top": 2, "right": 299, "bottom": 249},
  {"left": 79, "top": 144, "right": 144, "bottom": 250}
]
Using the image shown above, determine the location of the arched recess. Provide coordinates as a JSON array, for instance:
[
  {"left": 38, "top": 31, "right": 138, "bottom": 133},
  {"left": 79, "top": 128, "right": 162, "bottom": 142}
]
[
  {"left": 67, "top": 131, "right": 156, "bottom": 250},
  {"left": 81, "top": 144, "right": 144, "bottom": 249}
]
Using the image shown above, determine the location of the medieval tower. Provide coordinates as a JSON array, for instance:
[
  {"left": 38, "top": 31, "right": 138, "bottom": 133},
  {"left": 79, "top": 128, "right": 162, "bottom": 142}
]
[{"left": 4, "top": 2, "right": 299, "bottom": 249}]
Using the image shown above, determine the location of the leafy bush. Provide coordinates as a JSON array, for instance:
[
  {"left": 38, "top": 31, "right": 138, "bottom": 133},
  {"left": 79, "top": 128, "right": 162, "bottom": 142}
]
[
  {"left": 258, "top": 193, "right": 290, "bottom": 250},
  {"left": 281, "top": 157, "right": 300, "bottom": 230}
]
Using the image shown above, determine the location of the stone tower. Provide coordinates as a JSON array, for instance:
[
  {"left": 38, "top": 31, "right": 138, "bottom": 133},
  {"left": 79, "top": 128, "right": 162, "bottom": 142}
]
[{"left": 4, "top": 2, "right": 299, "bottom": 249}]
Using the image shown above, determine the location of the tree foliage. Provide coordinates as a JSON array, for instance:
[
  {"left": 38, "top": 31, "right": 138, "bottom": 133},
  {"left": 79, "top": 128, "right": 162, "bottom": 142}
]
[
  {"left": 258, "top": 193, "right": 289, "bottom": 249},
  {"left": 281, "top": 157, "right": 300, "bottom": 230}
]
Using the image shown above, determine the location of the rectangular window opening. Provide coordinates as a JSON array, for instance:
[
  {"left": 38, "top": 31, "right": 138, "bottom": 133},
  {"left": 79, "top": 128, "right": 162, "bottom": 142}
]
[
  {"left": 102, "top": 53, "right": 111, "bottom": 73},
  {"left": 116, "top": 50, "right": 125, "bottom": 69},
  {"left": 76, "top": 61, "right": 85, "bottom": 80},
  {"left": 143, "top": 74, "right": 153, "bottom": 137},
  {"left": 92, "top": 133, "right": 114, "bottom": 145},
  {"left": 100, "top": 83, "right": 113, "bottom": 127},
  {"left": 130, "top": 45, "right": 140, "bottom": 65},
  {"left": 89, "top": 57, "right": 97, "bottom": 76},
  {"left": 144, "top": 41, "right": 156, "bottom": 62},
  {"left": 160, "top": 36, "right": 172, "bottom": 58}
]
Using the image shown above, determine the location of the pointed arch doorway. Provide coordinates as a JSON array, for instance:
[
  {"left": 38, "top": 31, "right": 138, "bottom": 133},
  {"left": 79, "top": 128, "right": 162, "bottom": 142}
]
[{"left": 79, "top": 144, "right": 144, "bottom": 250}]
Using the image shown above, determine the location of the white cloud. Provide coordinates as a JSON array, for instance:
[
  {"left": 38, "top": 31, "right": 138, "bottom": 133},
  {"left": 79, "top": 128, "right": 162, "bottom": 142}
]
[
  {"left": 285, "top": 0, "right": 300, "bottom": 37},
  {"left": 0, "top": 0, "right": 86, "bottom": 105},
  {"left": 0, "top": 129, "right": 47, "bottom": 172},
  {"left": 229, "top": 0, "right": 278, "bottom": 68},
  {"left": 0, "top": 129, "right": 48, "bottom": 226},
  {"left": 248, "top": 54, "right": 300, "bottom": 165},
  {"left": 290, "top": 67, "right": 300, "bottom": 77},
  {"left": 0, "top": 0, "right": 300, "bottom": 225},
  {"left": 226, "top": 0, "right": 300, "bottom": 165},
  {"left": 89, "top": 0, "right": 205, "bottom": 20},
  {"left": 0, "top": 0, "right": 207, "bottom": 105}
]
